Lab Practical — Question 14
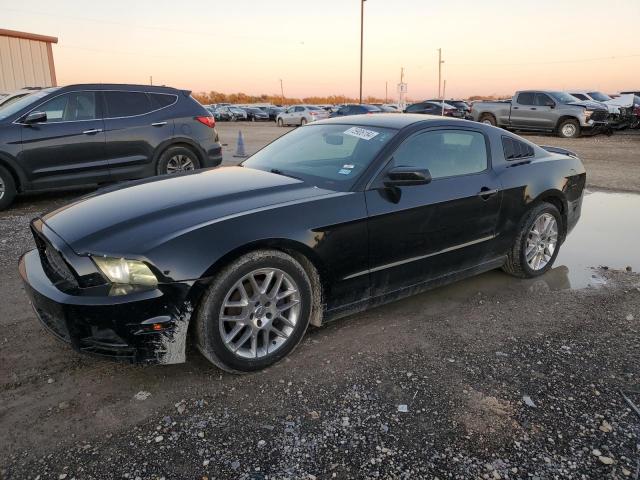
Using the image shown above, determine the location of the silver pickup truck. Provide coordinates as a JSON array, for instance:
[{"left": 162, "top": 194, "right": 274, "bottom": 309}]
[{"left": 470, "top": 90, "right": 609, "bottom": 138}]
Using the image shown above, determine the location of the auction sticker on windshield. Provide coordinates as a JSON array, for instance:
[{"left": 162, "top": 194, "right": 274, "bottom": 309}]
[{"left": 344, "top": 127, "right": 379, "bottom": 141}]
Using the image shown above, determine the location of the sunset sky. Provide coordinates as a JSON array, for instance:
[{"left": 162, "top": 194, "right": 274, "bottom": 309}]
[{"left": 3, "top": 0, "right": 640, "bottom": 100}]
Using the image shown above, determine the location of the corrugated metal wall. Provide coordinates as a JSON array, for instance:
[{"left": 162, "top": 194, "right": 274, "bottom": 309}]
[{"left": 0, "top": 35, "right": 55, "bottom": 92}]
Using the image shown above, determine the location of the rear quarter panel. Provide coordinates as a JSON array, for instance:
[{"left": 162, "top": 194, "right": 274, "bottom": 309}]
[{"left": 491, "top": 134, "right": 586, "bottom": 253}]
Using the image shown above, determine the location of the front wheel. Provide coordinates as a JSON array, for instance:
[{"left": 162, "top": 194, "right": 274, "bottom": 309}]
[
  {"left": 195, "top": 250, "right": 313, "bottom": 373},
  {"left": 0, "top": 165, "right": 17, "bottom": 211},
  {"left": 503, "top": 203, "right": 562, "bottom": 278},
  {"left": 557, "top": 119, "right": 580, "bottom": 138},
  {"left": 277, "top": 118, "right": 284, "bottom": 127}
]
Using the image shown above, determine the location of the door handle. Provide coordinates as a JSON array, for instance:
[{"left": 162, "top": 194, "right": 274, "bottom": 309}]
[
  {"left": 151, "top": 121, "right": 168, "bottom": 127},
  {"left": 530, "top": 107, "right": 537, "bottom": 110},
  {"left": 513, "top": 106, "right": 519, "bottom": 109},
  {"left": 477, "top": 187, "right": 499, "bottom": 198},
  {"left": 82, "top": 128, "right": 103, "bottom": 135}
]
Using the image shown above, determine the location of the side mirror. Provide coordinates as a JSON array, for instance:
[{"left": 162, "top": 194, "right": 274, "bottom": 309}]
[
  {"left": 384, "top": 166, "right": 432, "bottom": 187},
  {"left": 24, "top": 111, "right": 47, "bottom": 124},
  {"left": 547, "top": 102, "right": 556, "bottom": 109}
]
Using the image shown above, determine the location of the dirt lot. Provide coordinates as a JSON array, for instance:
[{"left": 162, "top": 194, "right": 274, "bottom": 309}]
[{"left": 1, "top": 123, "right": 639, "bottom": 479}]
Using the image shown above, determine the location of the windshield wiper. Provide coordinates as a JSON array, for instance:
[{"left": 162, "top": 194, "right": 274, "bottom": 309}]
[{"left": 269, "top": 168, "right": 304, "bottom": 182}]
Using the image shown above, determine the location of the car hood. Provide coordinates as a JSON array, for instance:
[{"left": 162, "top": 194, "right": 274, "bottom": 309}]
[
  {"left": 567, "top": 100, "right": 607, "bottom": 111},
  {"left": 41, "top": 166, "right": 336, "bottom": 255}
]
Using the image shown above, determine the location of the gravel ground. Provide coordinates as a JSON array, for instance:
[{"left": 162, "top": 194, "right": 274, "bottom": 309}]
[{"left": 1, "top": 124, "right": 639, "bottom": 479}]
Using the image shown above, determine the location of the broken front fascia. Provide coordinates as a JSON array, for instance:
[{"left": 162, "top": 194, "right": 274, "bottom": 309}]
[{"left": 19, "top": 248, "right": 200, "bottom": 364}]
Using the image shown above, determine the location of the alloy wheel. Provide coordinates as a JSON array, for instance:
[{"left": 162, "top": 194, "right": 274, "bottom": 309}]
[
  {"left": 219, "top": 268, "right": 301, "bottom": 359},
  {"left": 561, "top": 123, "right": 577, "bottom": 137},
  {"left": 525, "top": 213, "right": 558, "bottom": 271},
  {"left": 166, "top": 154, "right": 195, "bottom": 174},
  {"left": 0, "top": 177, "right": 4, "bottom": 200}
]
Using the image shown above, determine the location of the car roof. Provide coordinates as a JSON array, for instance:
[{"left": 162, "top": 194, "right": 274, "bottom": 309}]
[
  {"left": 57, "top": 83, "right": 184, "bottom": 94},
  {"left": 314, "top": 113, "right": 474, "bottom": 129}
]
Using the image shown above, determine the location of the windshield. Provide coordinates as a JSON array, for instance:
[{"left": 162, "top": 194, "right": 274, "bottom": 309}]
[
  {"left": 242, "top": 123, "right": 396, "bottom": 191},
  {"left": 0, "top": 89, "right": 58, "bottom": 120},
  {"left": 549, "top": 92, "right": 580, "bottom": 104},
  {"left": 588, "top": 91, "right": 611, "bottom": 102}
]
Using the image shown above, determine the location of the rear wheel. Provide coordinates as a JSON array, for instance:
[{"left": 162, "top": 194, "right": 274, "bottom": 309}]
[
  {"left": 0, "top": 165, "right": 17, "bottom": 211},
  {"left": 479, "top": 114, "right": 496, "bottom": 126},
  {"left": 156, "top": 146, "right": 200, "bottom": 175},
  {"left": 195, "top": 250, "right": 313, "bottom": 373},
  {"left": 557, "top": 119, "right": 580, "bottom": 138},
  {"left": 300, "top": 118, "right": 308, "bottom": 126},
  {"left": 503, "top": 203, "right": 562, "bottom": 278},
  {"left": 277, "top": 118, "right": 284, "bottom": 127}
]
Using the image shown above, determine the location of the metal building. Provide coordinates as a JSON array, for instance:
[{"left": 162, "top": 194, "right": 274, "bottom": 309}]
[{"left": 0, "top": 28, "right": 58, "bottom": 93}]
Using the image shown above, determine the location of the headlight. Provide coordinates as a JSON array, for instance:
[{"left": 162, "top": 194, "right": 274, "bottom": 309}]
[
  {"left": 93, "top": 257, "right": 158, "bottom": 287},
  {"left": 583, "top": 109, "right": 593, "bottom": 120}
]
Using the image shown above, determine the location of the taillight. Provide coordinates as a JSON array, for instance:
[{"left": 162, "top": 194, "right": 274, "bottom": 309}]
[
  {"left": 196, "top": 116, "right": 216, "bottom": 128},
  {"left": 310, "top": 111, "right": 317, "bottom": 115}
]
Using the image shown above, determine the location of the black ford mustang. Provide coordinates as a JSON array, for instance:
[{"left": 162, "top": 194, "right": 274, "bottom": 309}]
[{"left": 19, "top": 114, "right": 586, "bottom": 372}]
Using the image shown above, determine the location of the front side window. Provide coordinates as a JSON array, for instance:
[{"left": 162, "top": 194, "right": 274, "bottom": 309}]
[
  {"left": 405, "top": 104, "right": 423, "bottom": 113},
  {"left": 294, "top": 106, "right": 304, "bottom": 112},
  {"left": 534, "top": 93, "right": 554, "bottom": 107},
  {"left": 242, "top": 124, "right": 396, "bottom": 191},
  {"left": 391, "top": 129, "right": 488, "bottom": 179},
  {"left": 104, "top": 91, "right": 152, "bottom": 117},
  {"left": 37, "top": 91, "right": 97, "bottom": 122}
]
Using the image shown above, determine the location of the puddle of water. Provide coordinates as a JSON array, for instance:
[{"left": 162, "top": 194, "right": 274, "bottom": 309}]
[
  {"left": 405, "top": 190, "right": 640, "bottom": 307},
  {"left": 556, "top": 190, "right": 640, "bottom": 288}
]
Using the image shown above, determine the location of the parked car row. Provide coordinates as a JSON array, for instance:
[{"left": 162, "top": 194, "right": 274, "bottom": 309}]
[
  {"left": 470, "top": 90, "right": 640, "bottom": 137},
  {"left": 205, "top": 104, "right": 285, "bottom": 122}
]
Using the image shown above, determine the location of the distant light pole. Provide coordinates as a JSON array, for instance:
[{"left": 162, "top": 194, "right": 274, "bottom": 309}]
[
  {"left": 359, "top": 0, "right": 366, "bottom": 104},
  {"left": 279, "top": 79, "right": 284, "bottom": 105},
  {"left": 437, "top": 48, "right": 445, "bottom": 98}
]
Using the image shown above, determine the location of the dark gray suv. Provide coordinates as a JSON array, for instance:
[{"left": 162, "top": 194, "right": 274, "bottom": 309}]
[{"left": 0, "top": 84, "right": 222, "bottom": 209}]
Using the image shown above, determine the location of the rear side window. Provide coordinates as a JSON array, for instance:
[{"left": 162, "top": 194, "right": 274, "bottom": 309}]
[
  {"left": 517, "top": 92, "right": 535, "bottom": 105},
  {"left": 104, "top": 91, "right": 152, "bottom": 117},
  {"left": 502, "top": 136, "right": 534, "bottom": 161},
  {"left": 149, "top": 93, "right": 177, "bottom": 109},
  {"left": 393, "top": 130, "right": 488, "bottom": 179},
  {"left": 405, "top": 104, "right": 422, "bottom": 113}
]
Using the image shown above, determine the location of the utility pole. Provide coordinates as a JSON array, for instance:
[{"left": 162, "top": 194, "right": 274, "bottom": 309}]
[
  {"left": 385, "top": 81, "right": 388, "bottom": 103},
  {"left": 441, "top": 79, "right": 447, "bottom": 116},
  {"left": 359, "top": 0, "right": 366, "bottom": 104},
  {"left": 279, "top": 79, "right": 284, "bottom": 105},
  {"left": 437, "top": 48, "right": 444, "bottom": 98},
  {"left": 150, "top": 75, "right": 153, "bottom": 86}
]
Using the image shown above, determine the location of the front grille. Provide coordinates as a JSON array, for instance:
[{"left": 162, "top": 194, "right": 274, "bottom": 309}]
[
  {"left": 591, "top": 110, "right": 607, "bottom": 122},
  {"left": 31, "top": 226, "right": 78, "bottom": 287}
]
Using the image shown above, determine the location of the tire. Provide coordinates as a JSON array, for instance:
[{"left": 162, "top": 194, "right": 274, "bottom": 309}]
[
  {"left": 557, "top": 119, "right": 580, "bottom": 138},
  {"left": 503, "top": 203, "right": 563, "bottom": 279},
  {"left": 300, "top": 118, "right": 308, "bottom": 126},
  {"left": 0, "top": 165, "right": 17, "bottom": 211},
  {"left": 479, "top": 114, "right": 497, "bottom": 126},
  {"left": 195, "top": 249, "right": 314, "bottom": 373},
  {"left": 156, "top": 146, "right": 200, "bottom": 176},
  {"left": 277, "top": 118, "right": 284, "bottom": 127},
  {"left": 251, "top": 116, "right": 256, "bottom": 122}
]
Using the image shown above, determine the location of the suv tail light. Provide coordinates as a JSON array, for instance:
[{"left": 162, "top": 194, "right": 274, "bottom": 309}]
[{"left": 196, "top": 116, "right": 216, "bottom": 128}]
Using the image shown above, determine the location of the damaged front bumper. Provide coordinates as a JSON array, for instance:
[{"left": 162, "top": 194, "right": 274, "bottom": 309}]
[{"left": 19, "top": 249, "right": 195, "bottom": 364}]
